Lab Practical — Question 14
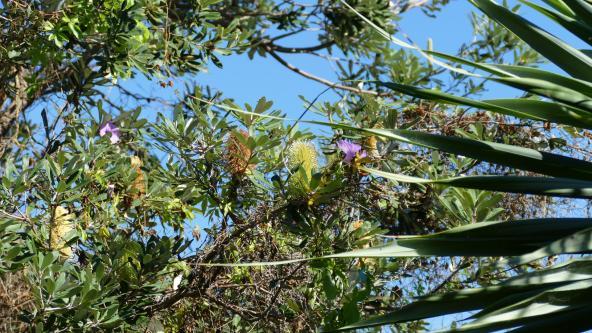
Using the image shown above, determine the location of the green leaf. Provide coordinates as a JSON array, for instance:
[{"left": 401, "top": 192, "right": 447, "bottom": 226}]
[
  {"left": 363, "top": 167, "right": 592, "bottom": 198},
  {"left": 336, "top": 258, "right": 592, "bottom": 332},
  {"left": 470, "top": 0, "right": 592, "bottom": 81},
  {"left": 520, "top": 0, "right": 592, "bottom": 46},
  {"left": 332, "top": 284, "right": 561, "bottom": 332},
  {"left": 490, "top": 76, "right": 592, "bottom": 113},
  {"left": 455, "top": 280, "right": 592, "bottom": 332},
  {"left": 563, "top": 0, "right": 592, "bottom": 24},
  {"left": 497, "top": 226, "right": 592, "bottom": 267},
  {"left": 357, "top": 128, "right": 592, "bottom": 181},
  {"left": 426, "top": 51, "right": 592, "bottom": 97},
  {"left": 483, "top": 99, "right": 592, "bottom": 129},
  {"left": 378, "top": 81, "right": 592, "bottom": 128}
]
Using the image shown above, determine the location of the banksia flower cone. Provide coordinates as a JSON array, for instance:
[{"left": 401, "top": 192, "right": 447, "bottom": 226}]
[
  {"left": 287, "top": 140, "right": 318, "bottom": 197},
  {"left": 50, "top": 206, "right": 74, "bottom": 257},
  {"left": 364, "top": 135, "right": 380, "bottom": 160},
  {"left": 130, "top": 156, "right": 146, "bottom": 199},
  {"left": 225, "top": 130, "right": 253, "bottom": 176}
]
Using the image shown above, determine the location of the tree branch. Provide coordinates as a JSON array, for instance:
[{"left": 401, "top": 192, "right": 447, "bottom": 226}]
[
  {"left": 268, "top": 41, "right": 335, "bottom": 54},
  {"left": 264, "top": 46, "right": 389, "bottom": 97}
]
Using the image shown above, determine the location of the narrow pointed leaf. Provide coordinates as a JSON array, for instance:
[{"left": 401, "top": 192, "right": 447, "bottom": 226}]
[
  {"left": 378, "top": 81, "right": 549, "bottom": 121},
  {"left": 497, "top": 227, "right": 592, "bottom": 267},
  {"left": 456, "top": 280, "right": 592, "bottom": 332},
  {"left": 507, "top": 304, "right": 592, "bottom": 332},
  {"left": 356, "top": 128, "right": 592, "bottom": 181},
  {"left": 483, "top": 99, "right": 592, "bottom": 129},
  {"left": 520, "top": 0, "right": 592, "bottom": 46},
  {"left": 543, "top": 0, "right": 575, "bottom": 16},
  {"left": 491, "top": 77, "right": 592, "bottom": 113},
  {"left": 332, "top": 284, "right": 559, "bottom": 332},
  {"left": 425, "top": 51, "right": 592, "bottom": 97},
  {"left": 379, "top": 81, "right": 592, "bottom": 128},
  {"left": 336, "top": 258, "right": 592, "bottom": 331},
  {"left": 363, "top": 167, "right": 592, "bottom": 198},
  {"left": 470, "top": 0, "right": 592, "bottom": 81},
  {"left": 564, "top": 0, "right": 592, "bottom": 23}
]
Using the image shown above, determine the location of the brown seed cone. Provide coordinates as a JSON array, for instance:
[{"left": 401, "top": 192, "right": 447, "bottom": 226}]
[{"left": 225, "top": 130, "right": 253, "bottom": 176}]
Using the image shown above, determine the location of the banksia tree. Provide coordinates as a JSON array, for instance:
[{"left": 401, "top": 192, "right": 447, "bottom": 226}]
[{"left": 286, "top": 140, "right": 318, "bottom": 198}]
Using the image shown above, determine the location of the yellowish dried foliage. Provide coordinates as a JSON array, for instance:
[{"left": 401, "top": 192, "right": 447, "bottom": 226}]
[{"left": 50, "top": 206, "right": 74, "bottom": 257}]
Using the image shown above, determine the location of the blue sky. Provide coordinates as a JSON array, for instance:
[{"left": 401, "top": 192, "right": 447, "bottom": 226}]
[{"left": 187, "top": 0, "right": 476, "bottom": 117}]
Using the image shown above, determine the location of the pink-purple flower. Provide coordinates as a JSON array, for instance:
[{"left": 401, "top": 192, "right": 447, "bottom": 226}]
[
  {"left": 99, "top": 121, "right": 120, "bottom": 144},
  {"left": 337, "top": 139, "right": 366, "bottom": 164}
]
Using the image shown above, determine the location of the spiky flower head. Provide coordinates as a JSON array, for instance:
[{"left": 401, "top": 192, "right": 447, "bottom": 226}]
[
  {"left": 130, "top": 156, "right": 145, "bottom": 199},
  {"left": 50, "top": 206, "right": 75, "bottom": 257},
  {"left": 225, "top": 130, "right": 253, "bottom": 176},
  {"left": 287, "top": 140, "right": 318, "bottom": 198},
  {"left": 287, "top": 140, "right": 318, "bottom": 172}
]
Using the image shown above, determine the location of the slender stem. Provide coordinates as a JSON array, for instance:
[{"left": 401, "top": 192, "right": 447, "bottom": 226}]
[{"left": 265, "top": 46, "right": 389, "bottom": 97}]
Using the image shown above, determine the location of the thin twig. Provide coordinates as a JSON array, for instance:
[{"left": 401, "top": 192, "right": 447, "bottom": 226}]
[{"left": 264, "top": 47, "right": 390, "bottom": 97}]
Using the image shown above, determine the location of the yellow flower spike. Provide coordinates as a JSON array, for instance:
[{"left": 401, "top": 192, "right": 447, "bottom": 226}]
[
  {"left": 352, "top": 220, "right": 364, "bottom": 230},
  {"left": 287, "top": 140, "right": 318, "bottom": 173},
  {"left": 130, "top": 156, "right": 145, "bottom": 200},
  {"left": 50, "top": 206, "right": 75, "bottom": 257},
  {"left": 287, "top": 140, "right": 318, "bottom": 198}
]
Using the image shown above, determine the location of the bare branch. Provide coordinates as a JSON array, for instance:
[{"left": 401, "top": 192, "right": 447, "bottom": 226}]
[{"left": 264, "top": 46, "right": 390, "bottom": 97}]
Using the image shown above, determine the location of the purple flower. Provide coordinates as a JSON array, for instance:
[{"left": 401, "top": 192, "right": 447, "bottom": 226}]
[
  {"left": 99, "top": 121, "right": 120, "bottom": 144},
  {"left": 337, "top": 139, "right": 366, "bottom": 164}
]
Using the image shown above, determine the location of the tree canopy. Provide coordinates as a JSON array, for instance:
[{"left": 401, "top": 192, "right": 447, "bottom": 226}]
[{"left": 2, "top": 0, "right": 592, "bottom": 332}]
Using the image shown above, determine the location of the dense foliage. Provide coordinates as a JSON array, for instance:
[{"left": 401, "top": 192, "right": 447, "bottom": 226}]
[{"left": 1, "top": 0, "right": 589, "bottom": 332}]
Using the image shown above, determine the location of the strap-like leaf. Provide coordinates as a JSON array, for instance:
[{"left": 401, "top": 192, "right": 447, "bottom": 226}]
[
  {"left": 563, "top": 0, "right": 592, "bottom": 24},
  {"left": 484, "top": 99, "right": 592, "bottom": 129},
  {"left": 496, "top": 227, "right": 592, "bottom": 267},
  {"left": 507, "top": 304, "right": 592, "bottom": 332},
  {"left": 335, "top": 258, "right": 592, "bottom": 331},
  {"left": 455, "top": 280, "right": 592, "bottom": 332},
  {"left": 470, "top": 0, "right": 592, "bottom": 81},
  {"left": 363, "top": 167, "right": 592, "bottom": 198},
  {"left": 521, "top": 0, "right": 592, "bottom": 46},
  {"left": 379, "top": 81, "right": 592, "bottom": 128},
  {"left": 332, "top": 284, "right": 561, "bottom": 332},
  {"left": 426, "top": 51, "right": 592, "bottom": 97},
  {"left": 491, "top": 77, "right": 592, "bottom": 113},
  {"left": 357, "top": 128, "right": 592, "bottom": 181}
]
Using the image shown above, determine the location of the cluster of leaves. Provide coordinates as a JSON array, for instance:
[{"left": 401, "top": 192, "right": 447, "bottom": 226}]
[{"left": 0, "top": 0, "right": 573, "bottom": 332}]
